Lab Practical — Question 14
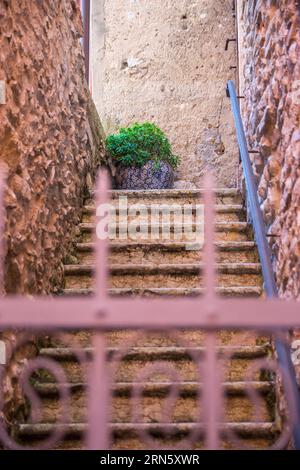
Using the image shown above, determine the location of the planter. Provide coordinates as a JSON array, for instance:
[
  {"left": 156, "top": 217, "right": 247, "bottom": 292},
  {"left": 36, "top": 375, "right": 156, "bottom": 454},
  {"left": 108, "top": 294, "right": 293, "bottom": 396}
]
[{"left": 115, "top": 160, "right": 174, "bottom": 190}]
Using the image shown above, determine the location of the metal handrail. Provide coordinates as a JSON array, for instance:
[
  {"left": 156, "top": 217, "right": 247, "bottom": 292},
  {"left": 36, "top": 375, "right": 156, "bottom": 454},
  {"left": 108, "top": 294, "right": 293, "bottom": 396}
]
[{"left": 227, "top": 80, "right": 300, "bottom": 449}]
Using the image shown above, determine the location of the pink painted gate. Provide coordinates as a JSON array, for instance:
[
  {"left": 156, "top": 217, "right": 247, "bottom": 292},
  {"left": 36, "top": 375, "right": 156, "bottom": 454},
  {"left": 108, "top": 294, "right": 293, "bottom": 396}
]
[{"left": 0, "top": 170, "right": 299, "bottom": 450}]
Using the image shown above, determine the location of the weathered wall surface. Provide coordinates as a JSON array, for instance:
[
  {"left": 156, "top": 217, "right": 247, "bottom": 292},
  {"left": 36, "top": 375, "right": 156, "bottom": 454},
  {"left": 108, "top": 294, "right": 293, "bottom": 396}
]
[
  {"left": 239, "top": 0, "right": 300, "bottom": 299},
  {"left": 91, "top": 0, "right": 238, "bottom": 188},
  {"left": 0, "top": 0, "right": 105, "bottom": 295}
]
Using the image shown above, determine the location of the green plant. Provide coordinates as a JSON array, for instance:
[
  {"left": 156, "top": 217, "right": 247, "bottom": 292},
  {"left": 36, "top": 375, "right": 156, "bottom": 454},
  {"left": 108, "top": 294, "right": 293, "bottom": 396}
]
[{"left": 105, "top": 122, "right": 180, "bottom": 169}]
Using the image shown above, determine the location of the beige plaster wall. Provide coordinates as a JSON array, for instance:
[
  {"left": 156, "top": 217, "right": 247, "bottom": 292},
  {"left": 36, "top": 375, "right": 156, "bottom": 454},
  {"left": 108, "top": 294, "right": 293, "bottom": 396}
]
[{"left": 91, "top": 0, "right": 239, "bottom": 188}]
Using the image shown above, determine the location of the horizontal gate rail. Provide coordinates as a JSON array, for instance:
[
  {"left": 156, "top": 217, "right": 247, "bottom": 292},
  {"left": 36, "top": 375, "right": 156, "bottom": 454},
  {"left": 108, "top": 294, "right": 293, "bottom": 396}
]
[{"left": 0, "top": 297, "right": 299, "bottom": 330}]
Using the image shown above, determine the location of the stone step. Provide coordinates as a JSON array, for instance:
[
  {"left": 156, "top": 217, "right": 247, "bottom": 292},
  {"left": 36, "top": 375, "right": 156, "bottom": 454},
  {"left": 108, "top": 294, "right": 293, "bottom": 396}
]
[
  {"left": 63, "top": 262, "right": 261, "bottom": 290},
  {"left": 82, "top": 204, "right": 245, "bottom": 224},
  {"left": 79, "top": 221, "right": 249, "bottom": 234},
  {"left": 88, "top": 188, "right": 242, "bottom": 202},
  {"left": 64, "top": 267, "right": 261, "bottom": 291},
  {"left": 41, "top": 327, "right": 265, "bottom": 350},
  {"left": 34, "top": 380, "right": 272, "bottom": 397},
  {"left": 64, "top": 263, "right": 261, "bottom": 276},
  {"left": 37, "top": 342, "right": 269, "bottom": 385},
  {"left": 40, "top": 344, "right": 268, "bottom": 362},
  {"left": 75, "top": 241, "right": 258, "bottom": 264},
  {"left": 83, "top": 203, "right": 244, "bottom": 214},
  {"left": 77, "top": 241, "right": 256, "bottom": 252},
  {"left": 79, "top": 221, "right": 250, "bottom": 243},
  {"left": 61, "top": 286, "right": 262, "bottom": 298},
  {"left": 29, "top": 380, "right": 273, "bottom": 425},
  {"left": 17, "top": 421, "right": 277, "bottom": 440}
]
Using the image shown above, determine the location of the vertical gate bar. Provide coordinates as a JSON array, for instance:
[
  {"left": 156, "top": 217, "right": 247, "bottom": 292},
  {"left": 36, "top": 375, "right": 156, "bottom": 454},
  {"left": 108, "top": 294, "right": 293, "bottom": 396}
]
[
  {"left": 95, "top": 169, "right": 110, "bottom": 299},
  {"left": 203, "top": 173, "right": 216, "bottom": 301},
  {"left": 202, "top": 173, "right": 220, "bottom": 449},
  {"left": 204, "top": 333, "right": 221, "bottom": 450},
  {"left": 86, "top": 169, "right": 111, "bottom": 449},
  {"left": 0, "top": 173, "right": 5, "bottom": 294},
  {"left": 86, "top": 333, "right": 110, "bottom": 450}
]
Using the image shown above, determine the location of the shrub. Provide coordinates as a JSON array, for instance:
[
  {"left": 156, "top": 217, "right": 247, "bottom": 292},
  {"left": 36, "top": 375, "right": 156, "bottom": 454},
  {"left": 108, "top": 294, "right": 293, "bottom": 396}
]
[{"left": 106, "top": 122, "right": 180, "bottom": 169}]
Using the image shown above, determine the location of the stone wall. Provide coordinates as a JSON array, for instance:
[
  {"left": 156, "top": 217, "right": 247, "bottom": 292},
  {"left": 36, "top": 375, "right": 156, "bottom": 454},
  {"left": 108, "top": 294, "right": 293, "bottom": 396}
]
[
  {"left": 0, "top": 0, "right": 105, "bottom": 295},
  {"left": 239, "top": 0, "right": 300, "bottom": 299},
  {"left": 91, "top": 0, "right": 239, "bottom": 188}
]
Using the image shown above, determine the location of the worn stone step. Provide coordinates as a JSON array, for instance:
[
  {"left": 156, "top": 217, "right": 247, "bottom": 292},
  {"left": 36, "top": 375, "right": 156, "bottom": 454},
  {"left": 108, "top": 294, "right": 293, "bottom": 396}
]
[
  {"left": 66, "top": 274, "right": 261, "bottom": 290},
  {"left": 94, "top": 188, "right": 241, "bottom": 197},
  {"left": 88, "top": 188, "right": 242, "bottom": 203},
  {"left": 77, "top": 241, "right": 256, "bottom": 252},
  {"left": 64, "top": 278, "right": 261, "bottom": 290},
  {"left": 38, "top": 345, "right": 269, "bottom": 384},
  {"left": 75, "top": 241, "right": 258, "bottom": 264},
  {"left": 79, "top": 221, "right": 249, "bottom": 234},
  {"left": 17, "top": 421, "right": 277, "bottom": 440},
  {"left": 79, "top": 221, "right": 250, "bottom": 243},
  {"left": 63, "top": 262, "right": 261, "bottom": 290},
  {"left": 40, "top": 344, "right": 269, "bottom": 362},
  {"left": 83, "top": 204, "right": 244, "bottom": 213},
  {"left": 40, "top": 328, "right": 266, "bottom": 349},
  {"left": 61, "top": 286, "right": 262, "bottom": 298},
  {"left": 82, "top": 204, "right": 245, "bottom": 224},
  {"left": 64, "top": 262, "right": 261, "bottom": 276},
  {"left": 30, "top": 380, "right": 273, "bottom": 426},
  {"left": 34, "top": 380, "right": 272, "bottom": 397}
]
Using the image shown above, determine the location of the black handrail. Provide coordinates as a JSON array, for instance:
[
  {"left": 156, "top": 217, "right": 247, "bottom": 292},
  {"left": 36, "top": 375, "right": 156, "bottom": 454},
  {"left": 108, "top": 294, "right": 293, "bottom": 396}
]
[{"left": 227, "top": 80, "right": 300, "bottom": 449}]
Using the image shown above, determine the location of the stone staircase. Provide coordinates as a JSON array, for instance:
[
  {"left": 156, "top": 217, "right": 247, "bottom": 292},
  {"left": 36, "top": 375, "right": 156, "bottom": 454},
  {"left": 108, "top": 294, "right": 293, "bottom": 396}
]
[{"left": 16, "top": 188, "right": 279, "bottom": 449}]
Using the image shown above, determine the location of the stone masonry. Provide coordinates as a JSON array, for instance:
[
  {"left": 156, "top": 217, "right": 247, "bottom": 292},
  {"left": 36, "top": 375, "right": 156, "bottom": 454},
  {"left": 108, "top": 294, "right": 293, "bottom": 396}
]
[
  {"left": 238, "top": 0, "right": 300, "bottom": 299},
  {"left": 0, "top": 0, "right": 106, "bottom": 425},
  {"left": 0, "top": 0, "right": 106, "bottom": 295}
]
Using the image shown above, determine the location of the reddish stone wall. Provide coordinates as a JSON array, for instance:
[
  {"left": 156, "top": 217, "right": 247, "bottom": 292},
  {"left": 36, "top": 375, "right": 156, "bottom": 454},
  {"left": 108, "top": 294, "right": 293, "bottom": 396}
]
[
  {"left": 0, "top": 0, "right": 105, "bottom": 295},
  {"left": 240, "top": 0, "right": 300, "bottom": 299}
]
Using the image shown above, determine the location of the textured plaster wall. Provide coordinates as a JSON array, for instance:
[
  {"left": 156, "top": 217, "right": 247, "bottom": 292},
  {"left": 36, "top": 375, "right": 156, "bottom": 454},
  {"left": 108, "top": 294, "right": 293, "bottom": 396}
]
[
  {"left": 0, "top": 0, "right": 105, "bottom": 295},
  {"left": 91, "top": 0, "right": 238, "bottom": 188},
  {"left": 239, "top": 0, "right": 300, "bottom": 299}
]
